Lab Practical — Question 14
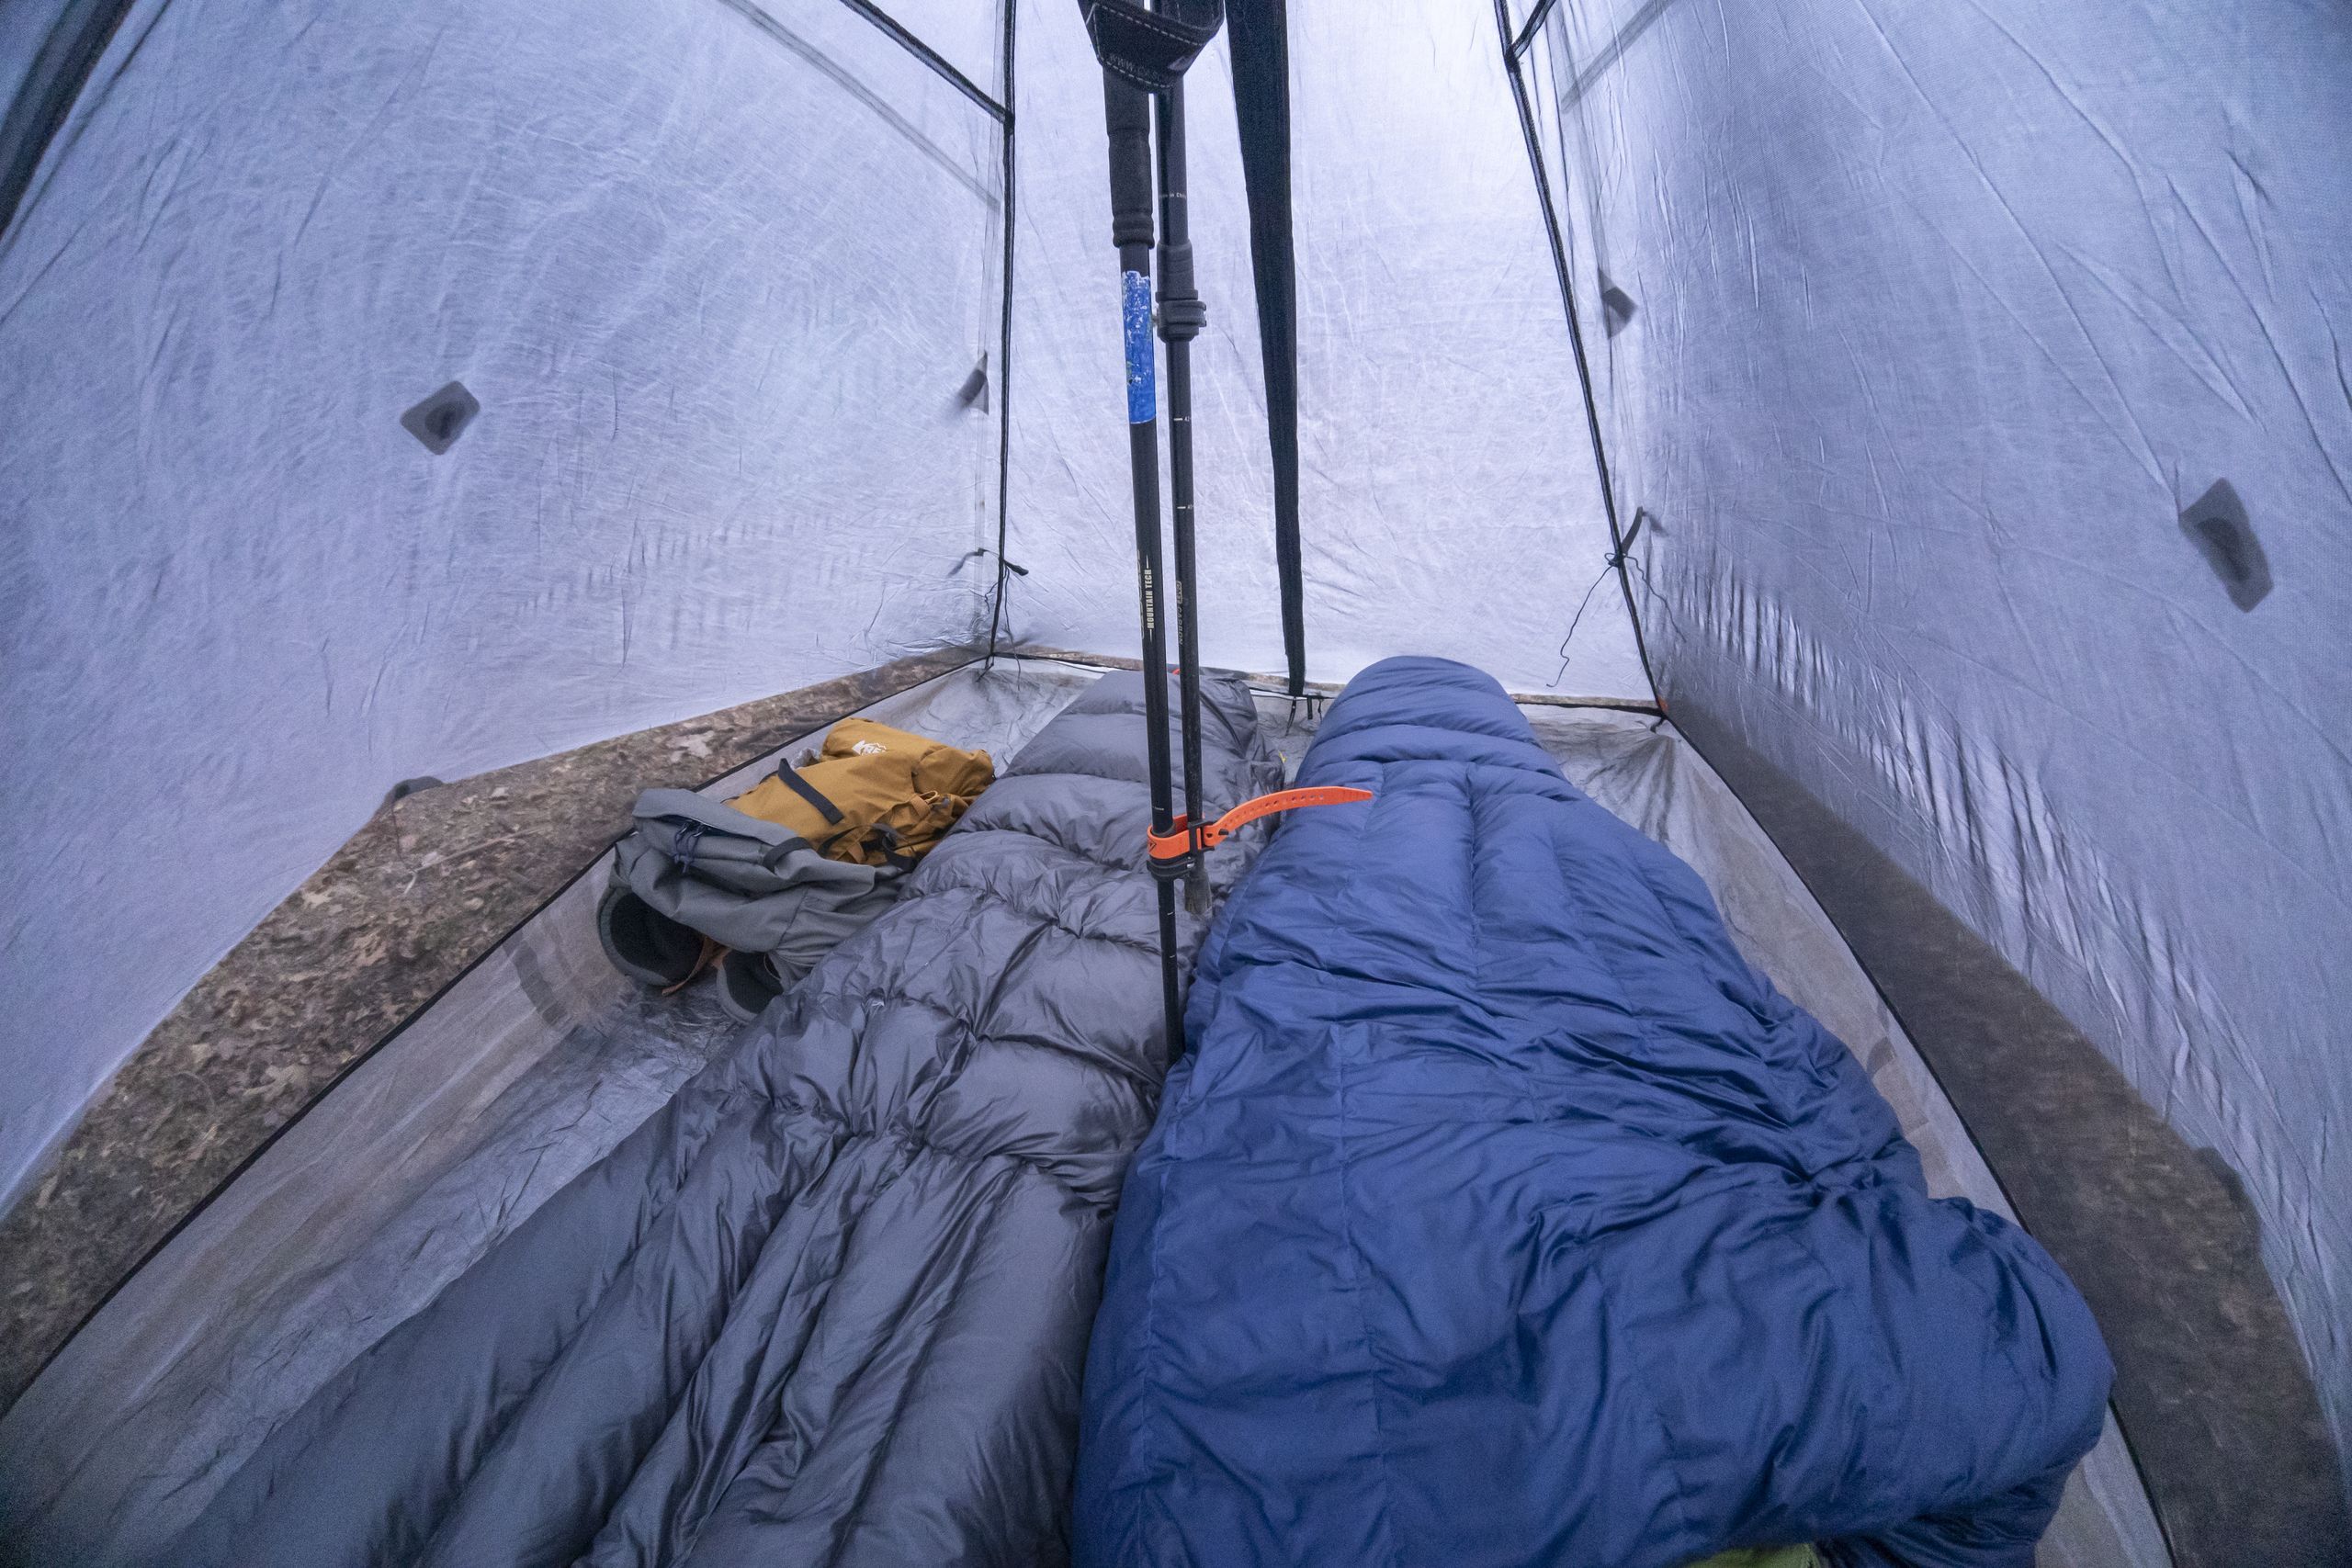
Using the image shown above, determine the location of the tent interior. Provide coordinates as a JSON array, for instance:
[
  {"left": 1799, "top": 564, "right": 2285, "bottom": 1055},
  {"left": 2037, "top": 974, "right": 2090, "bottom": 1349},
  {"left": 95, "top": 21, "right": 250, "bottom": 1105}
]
[{"left": 0, "top": 0, "right": 2345, "bottom": 1564}]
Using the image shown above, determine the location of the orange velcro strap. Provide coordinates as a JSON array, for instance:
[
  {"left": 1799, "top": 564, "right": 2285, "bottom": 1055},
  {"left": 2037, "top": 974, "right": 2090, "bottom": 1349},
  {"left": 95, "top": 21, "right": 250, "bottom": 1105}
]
[{"left": 1148, "top": 785, "right": 1374, "bottom": 861}]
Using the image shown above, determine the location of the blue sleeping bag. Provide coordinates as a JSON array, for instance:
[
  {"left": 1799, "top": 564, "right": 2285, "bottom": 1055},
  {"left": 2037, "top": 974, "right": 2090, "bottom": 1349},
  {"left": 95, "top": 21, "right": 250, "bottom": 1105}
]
[{"left": 1073, "top": 658, "right": 2111, "bottom": 1568}]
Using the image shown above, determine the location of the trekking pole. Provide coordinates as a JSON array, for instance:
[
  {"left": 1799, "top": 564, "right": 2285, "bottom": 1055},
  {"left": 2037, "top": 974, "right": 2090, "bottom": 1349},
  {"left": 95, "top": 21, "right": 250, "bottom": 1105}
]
[
  {"left": 1099, "top": 73, "right": 1188, "bottom": 1056},
  {"left": 1154, "top": 62, "right": 1213, "bottom": 919}
]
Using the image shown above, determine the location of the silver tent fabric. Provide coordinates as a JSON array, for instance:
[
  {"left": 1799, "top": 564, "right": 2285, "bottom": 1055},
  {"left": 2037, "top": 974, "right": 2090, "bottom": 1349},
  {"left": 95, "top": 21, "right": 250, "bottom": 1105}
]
[
  {"left": 3, "top": 0, "right": 2336, "bottom": 1521},
  {"left": 1515, "top": 0, "right": 2352, "bottom": 1482},
  {"left": 855, "top": 0, "right": 1002, "bottom": 91},
  {"left": 0, "top": 0, "right": 1010, "bottom": 1203},
  {"left": 1005, "top": 0, "right": 1649, "bottom": 696},
  {"left": 0, "top": 0, "right": 1663, "bottom": 1211}
]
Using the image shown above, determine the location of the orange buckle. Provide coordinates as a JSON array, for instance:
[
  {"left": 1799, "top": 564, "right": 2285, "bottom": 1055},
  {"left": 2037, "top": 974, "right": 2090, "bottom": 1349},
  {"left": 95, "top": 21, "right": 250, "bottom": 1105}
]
[{"left": 1147, "top": 785, "right": 1374, "bottom": 861}]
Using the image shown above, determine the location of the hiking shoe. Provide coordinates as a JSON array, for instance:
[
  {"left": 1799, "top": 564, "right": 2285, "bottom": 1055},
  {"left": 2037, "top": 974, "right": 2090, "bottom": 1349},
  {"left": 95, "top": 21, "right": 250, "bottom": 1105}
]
[
  {"left": 716, "top": 947, "right": 786, "bottom": 1023},
  {"left": 597, "top": 880, "right": 705, "bottom": 988}
]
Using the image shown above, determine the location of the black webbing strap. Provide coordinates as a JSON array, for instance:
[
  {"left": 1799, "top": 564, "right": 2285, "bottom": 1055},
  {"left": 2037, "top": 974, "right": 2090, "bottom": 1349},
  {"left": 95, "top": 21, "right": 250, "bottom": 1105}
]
[
  {"left": 1225, "top": 0, "right": 1305, "bottom": 698},
  {"left": 773, "top": 759, "right": 845, "bottom": 825},
  {"left": 1077, "top": 0, "right": 1223, "bottom": 89},
  {"left": 823, "top": 821, "right": 917, "bottom": 871},
  {"left": 866, "top": 825, "right": 919, "bottom": 873}
]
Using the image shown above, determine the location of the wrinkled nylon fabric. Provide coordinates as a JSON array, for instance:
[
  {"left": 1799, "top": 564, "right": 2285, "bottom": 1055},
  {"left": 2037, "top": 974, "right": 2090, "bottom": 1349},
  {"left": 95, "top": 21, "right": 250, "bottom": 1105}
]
[
  {"left": 1005, "top": 0, "right": 1646, "bottom": 695},
  {"left": 0, "top": 0, "right": 2332, "bottom": 1528},
  {"left": 0, "top": 0, "right": 1657, "bottom": 1217},
  {"left": 0, "top": 0, "right": 1008, "bottom": 1204},
  {"left": 1517, "top": 0, "right": 2352, "bottom": 1477},
  {"left": 164, "top": 671, "right": 1279, "bottom": 1568},
  {"left": 1075, "top": 658, "right": 2111, "bottom": 1568}
]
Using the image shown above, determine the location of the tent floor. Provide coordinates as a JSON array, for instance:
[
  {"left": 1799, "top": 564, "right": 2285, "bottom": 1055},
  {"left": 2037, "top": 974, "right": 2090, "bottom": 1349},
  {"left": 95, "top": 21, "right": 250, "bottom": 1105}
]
[
  {"left": 0, "top": 651, "right": 2245, "bottom": 1565},
  {"left": 0, "top": 645, "right": 981, "bottom": 1410},
  {"left": 1672, "top": 707, "right": 2352, "bottom": 1566}
]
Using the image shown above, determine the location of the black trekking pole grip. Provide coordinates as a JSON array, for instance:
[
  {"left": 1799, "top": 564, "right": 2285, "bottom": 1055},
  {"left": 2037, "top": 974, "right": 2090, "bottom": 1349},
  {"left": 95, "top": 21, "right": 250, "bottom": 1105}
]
[{"left": 1104, "top": 77, "right": 1156, "bottom": 253}]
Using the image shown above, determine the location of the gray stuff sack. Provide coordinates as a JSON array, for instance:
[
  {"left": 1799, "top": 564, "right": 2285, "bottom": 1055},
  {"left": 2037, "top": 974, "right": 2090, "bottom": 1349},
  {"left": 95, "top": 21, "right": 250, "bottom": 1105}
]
[{"left": 614, "top": 788, "right": 901, "bottom": 987}]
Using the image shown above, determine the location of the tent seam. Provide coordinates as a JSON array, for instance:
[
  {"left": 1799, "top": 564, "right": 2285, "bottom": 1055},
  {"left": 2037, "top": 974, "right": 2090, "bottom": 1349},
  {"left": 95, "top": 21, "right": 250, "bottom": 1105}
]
[{"left": 1490, "top": 0, "right": 1665, "bottom": 710}]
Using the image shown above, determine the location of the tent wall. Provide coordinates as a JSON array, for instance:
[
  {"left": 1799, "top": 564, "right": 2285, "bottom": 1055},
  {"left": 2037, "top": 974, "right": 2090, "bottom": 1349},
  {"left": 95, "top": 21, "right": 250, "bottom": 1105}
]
[
  {"left": 1521, "top": 0, "right": 2352, "bottom": 1484},
  {"left": 1006, "top": 0, "right": 1650, "bottom": 698},
  {"left": 0, "top": 0, "right": 1008, "bottom": 1204},
  {"left": 17, "top": 0, "right": 2339, "bottom": 1512}
]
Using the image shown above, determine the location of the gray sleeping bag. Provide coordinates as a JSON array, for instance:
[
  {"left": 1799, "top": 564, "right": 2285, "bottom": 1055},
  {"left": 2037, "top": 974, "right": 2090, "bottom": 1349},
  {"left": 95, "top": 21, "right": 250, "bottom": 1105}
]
[{"left": 167, "top": 671, "right": 1279, "bottom": 1568}]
